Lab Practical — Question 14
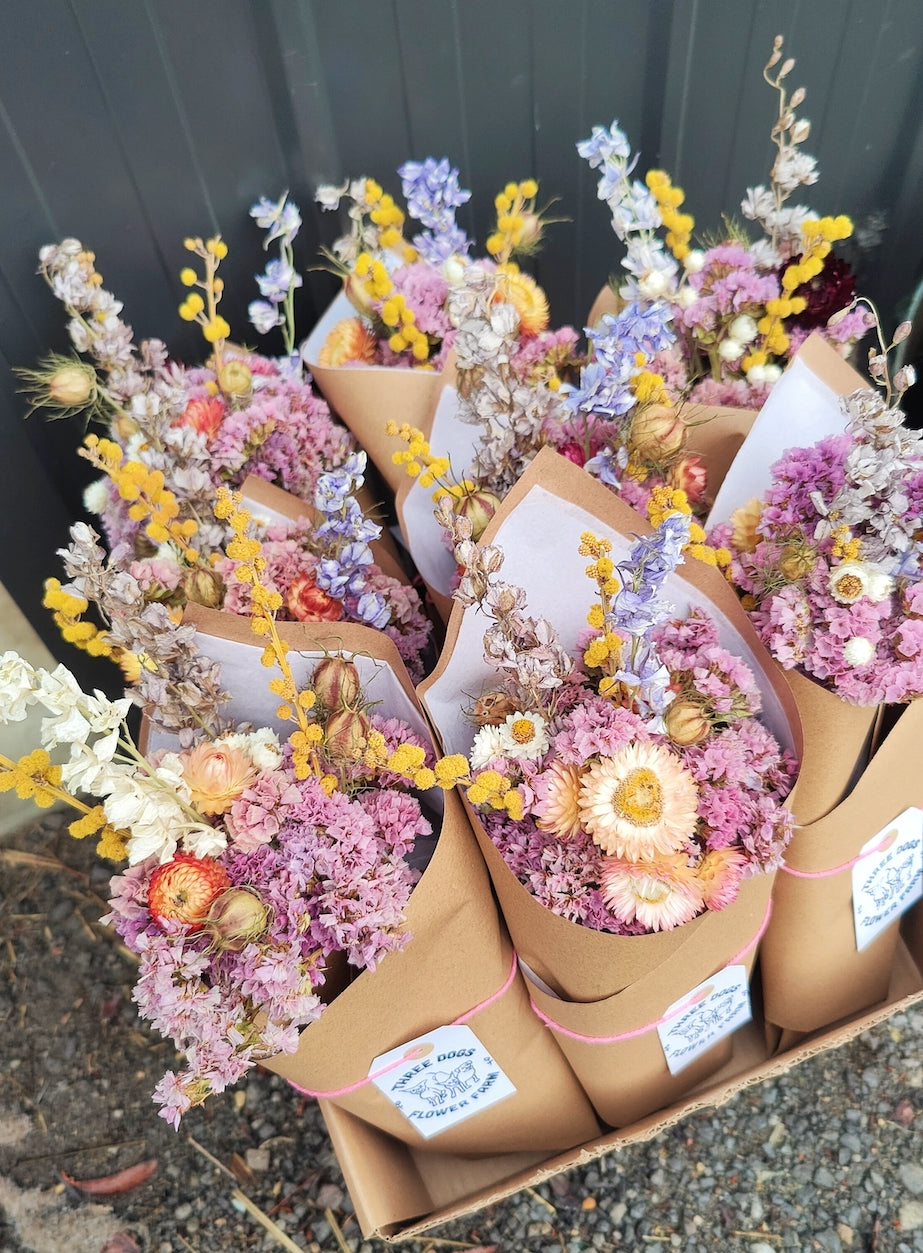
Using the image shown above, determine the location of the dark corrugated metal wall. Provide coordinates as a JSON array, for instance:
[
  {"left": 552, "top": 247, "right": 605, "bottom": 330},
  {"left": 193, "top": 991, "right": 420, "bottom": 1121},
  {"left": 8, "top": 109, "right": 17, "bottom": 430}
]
[{"left": 2, "top": 0, "right": 922, "bottom": 682}]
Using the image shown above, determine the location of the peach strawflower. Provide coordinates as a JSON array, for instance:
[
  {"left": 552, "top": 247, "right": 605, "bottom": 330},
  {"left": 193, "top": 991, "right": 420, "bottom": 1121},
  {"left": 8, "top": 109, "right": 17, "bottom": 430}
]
[
  {"left": 578, "top": 741, "right": 699, "bottom": 860},
  {"left": 668, "top": 454, "right": 708, "bottom": 509},
  {"left": 534, "top": 760, "right": 585, "bottom": 839},
  {"left": 147, "top": 852, "right": 232, "bottom": 929},
  {"left": 696, "top": 847, "right": 749, "bottom": 911},
  {"left": 285, "top": 573, "right": 344, "bottom": 622},
  {"left": 494, "top": 267, "right": 549, "bottom": 337},
  {"left": 173, "top": 396, "right": 225, "bottom": 441},
  {"left": 179, "top": 742, "right": 259, "bottom": 816},
  {"left": 600, "top": 852, "right": 705, "bottom": 931},
  {"left": 318, "top": 317, "right": 378, "bottom": 367}
]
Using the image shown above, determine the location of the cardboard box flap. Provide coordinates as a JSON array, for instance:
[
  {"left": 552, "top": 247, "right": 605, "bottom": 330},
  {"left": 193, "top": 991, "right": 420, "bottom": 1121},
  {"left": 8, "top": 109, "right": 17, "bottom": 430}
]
[{"left": 327, "top": 924, "right": 923, "bottom": 1241}]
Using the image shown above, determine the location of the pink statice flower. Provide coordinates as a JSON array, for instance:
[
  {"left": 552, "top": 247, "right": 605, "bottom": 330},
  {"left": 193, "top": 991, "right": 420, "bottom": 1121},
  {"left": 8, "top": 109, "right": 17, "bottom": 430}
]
[
  {"left": 468, "top": 609, "right": 796, "bottom": 934},
  {"left": 712, "top": 388, "right": 923, "bottom": 704}
]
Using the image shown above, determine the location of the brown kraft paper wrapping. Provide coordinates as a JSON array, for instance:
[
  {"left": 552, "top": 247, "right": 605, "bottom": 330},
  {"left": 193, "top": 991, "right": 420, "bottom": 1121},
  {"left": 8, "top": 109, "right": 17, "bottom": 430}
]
[
  {"left": 167, "top": 605, "right": 600, "bottom": 1157},
  {"left": 691, "top": 333, "right": 904, "bottom": 1037},
  {"left": 419, "top": 448, "right": 802, "bottom": 1127},
  {"left": 760, "top": 696, "right": 923, "bottom": 1036},
  {"left": 586, "top": 282, "right": 621, "bottom": 329},
  {"left": 303, "top": 291, "right": 456, "bottom": 495},
  {"left": 468, "top": 796, "right": 775, "bottom": 1126}
]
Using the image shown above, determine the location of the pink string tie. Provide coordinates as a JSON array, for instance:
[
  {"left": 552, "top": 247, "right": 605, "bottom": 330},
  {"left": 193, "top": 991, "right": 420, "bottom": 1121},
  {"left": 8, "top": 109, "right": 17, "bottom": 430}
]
[
  {"left": 780, "top": 832, "right": 895, "bottom": 880},
  {"left": 530, "top": 896, "right": 772, "bottom": 1046}
]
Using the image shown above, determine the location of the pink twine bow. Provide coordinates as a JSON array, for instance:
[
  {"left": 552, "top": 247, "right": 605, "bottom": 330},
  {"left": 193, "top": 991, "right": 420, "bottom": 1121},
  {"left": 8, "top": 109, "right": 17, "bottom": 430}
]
[
  {"left": 780, "top": 832, "right": 895, "bottom": 880},
  {"left": 529, "top": 897, "right": 773, "bottom": 1046},
  {"left": 286, "top": 948, "right": 519, "bottom": 1099}
]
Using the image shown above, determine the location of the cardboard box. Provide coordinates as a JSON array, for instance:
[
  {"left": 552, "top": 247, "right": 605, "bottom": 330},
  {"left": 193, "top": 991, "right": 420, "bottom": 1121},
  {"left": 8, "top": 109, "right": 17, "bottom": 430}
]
[{"left": 321, "top": 904, "right": 923, "bottom": 1240}]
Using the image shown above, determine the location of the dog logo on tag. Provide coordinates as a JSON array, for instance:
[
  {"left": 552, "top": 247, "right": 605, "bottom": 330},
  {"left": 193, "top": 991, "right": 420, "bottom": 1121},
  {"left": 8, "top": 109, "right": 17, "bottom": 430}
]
[
  {"left": 853, "top": 809, "right": 923, "bottom": 951},
  {"left": 664, "top": 987, "right": 738, "bottom": 1050},
  {"left": 864, "top": 853, "right": 915, "bottom": 909},
  {"left": 404, "top": 1058, "right": 479, "bottom": 1107},
  {"left": 369, "top": 1024, "right": 517, "bottom": 1139}
]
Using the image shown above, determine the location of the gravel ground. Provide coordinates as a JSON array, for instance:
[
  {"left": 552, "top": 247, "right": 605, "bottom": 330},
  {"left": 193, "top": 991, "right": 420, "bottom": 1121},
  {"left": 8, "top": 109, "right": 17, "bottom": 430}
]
[{"left": 3, "top": 813, "right": 923, "bottom": 1253}]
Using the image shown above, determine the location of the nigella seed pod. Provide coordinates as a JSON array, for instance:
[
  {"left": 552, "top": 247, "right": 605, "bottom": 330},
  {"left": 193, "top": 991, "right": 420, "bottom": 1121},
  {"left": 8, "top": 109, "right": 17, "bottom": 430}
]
[
  {"left": 183, "top": 564, "right": 225, "bottom": 609},
  {"left": 344, "top": 272, "right": 376, "bottom": 318},
  {"left": 324, "top": 708, "right": 370, "bottom": 762},
  {"left": 455, "top": 488, "right": 501, "bottom": 542},
  {"left": 778, "top": 544, "right": 817, "bottom": 583},
  {"left": 49, "top": 362, "right": 97, "bottom": 407},
  {"left": 216, "top": 358, "right": 252, "bottom": 397},
  {"left": 663, "top": 700, "right": 711, "bottom": 747},
  {"left": 204, "top": 887, "right": 271, "bottom": 951},
  {"left": 312, "top": 656, "right": 361, "bottom": 709},
  {"left": 471, "top": 691, "right": 520, "bottom": 727},
  {"left": 630, "top": 406, "right": 686, "bottom": 459}
]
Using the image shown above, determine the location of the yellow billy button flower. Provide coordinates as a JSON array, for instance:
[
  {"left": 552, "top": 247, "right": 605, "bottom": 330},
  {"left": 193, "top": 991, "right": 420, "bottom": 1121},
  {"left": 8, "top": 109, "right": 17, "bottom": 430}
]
[
  {"left": 43, "top": 578, "right": 116, "bottom": 658},
  {"left": 179, "top": 234, "right": 232, "bottom": 383},
  {"left": 68, "top": 804, "right": 109, "bottom": 839},
  {"left": 645, "top": 169, "right": 694, "bottom": 261},
  {"left": 487, "top": 178, "right": 543, "bottom": 264},
  {"left": 384, "top": 742, "right": 427, "bottom": 779},
  {"left": 433, "top": 754, "right": 470, "bottom": 788},
  {"left": 363, "top": 728, "right": 389, "bottom": 771},
  {"left": 95, "top": 825, "right": 130, "bottom": 860},
  {"left": 0, "top": 749, "right": 62, "bottom": 806}
]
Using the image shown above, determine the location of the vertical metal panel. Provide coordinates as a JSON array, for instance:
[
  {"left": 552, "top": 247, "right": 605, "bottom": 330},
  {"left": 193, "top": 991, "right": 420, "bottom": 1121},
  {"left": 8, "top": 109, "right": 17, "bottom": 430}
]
[{"left": 2, "top": 0, "right": 923, "bottom": 656}]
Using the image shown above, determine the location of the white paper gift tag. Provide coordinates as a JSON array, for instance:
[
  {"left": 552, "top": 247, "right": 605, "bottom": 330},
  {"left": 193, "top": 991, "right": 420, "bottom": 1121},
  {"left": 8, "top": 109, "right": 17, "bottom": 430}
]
[
  {"left": 657, "top": 966, "right": 752, "bottom": 1076},
  {"left": 852, "top": 807, "right": 923, "bottom": 952},
  {"left": 369, "top": 1024, "right": 516, "bottom": 1139}
]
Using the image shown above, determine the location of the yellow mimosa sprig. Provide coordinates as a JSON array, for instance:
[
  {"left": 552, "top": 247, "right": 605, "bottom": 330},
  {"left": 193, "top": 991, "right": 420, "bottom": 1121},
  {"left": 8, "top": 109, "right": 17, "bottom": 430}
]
[
  {"left": 385, "top": 421, "right": 456, "bottom": 495},
  {"left": 745, "top": 214, "right": 854, "bottom": 371},
  {"left": 0, "top": 748, "right": 128, "bottom": 859},
  {"left": 578, "top": 532, "right": 625, "bottom": 699},
  {"left": 385, "top": 421, "right": 502, "bottom": 540},
  {"left": 213, "top": 487, "right": 329, "bottom": 787},
  {"left": 354, "top": 252, "right": 432, "bottom": 362},
  {"left": 42, "top": 578, "right": 118, "bottom": 660},
  {"left": 362, "top": 178, "right": 415, "bottom": 259}
]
